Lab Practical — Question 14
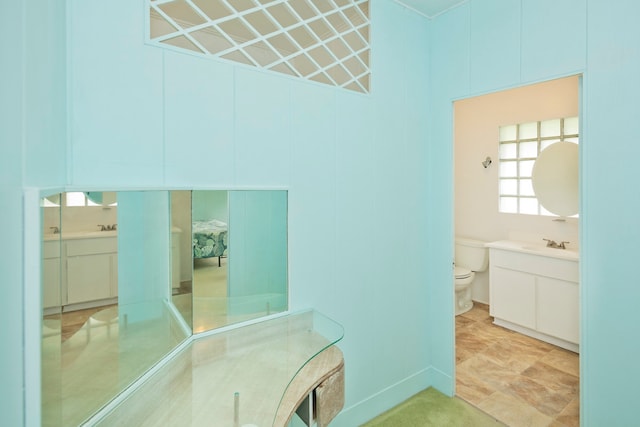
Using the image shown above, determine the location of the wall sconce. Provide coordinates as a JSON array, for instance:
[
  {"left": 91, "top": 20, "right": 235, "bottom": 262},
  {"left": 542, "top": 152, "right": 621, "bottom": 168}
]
[{"left": 482, "top": 156, "right": 492, "bottom": 168}]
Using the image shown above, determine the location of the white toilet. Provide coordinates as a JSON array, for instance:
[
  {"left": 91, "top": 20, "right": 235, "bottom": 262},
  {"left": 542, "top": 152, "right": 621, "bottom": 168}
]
[{"left": 454, "top": 237, "right": 489, "bottom": 315}]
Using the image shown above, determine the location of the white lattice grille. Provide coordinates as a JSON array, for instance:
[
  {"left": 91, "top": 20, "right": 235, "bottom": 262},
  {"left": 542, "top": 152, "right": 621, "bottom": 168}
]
[{"left": 149, "top": 0, "right": 371, "bottom": 93}]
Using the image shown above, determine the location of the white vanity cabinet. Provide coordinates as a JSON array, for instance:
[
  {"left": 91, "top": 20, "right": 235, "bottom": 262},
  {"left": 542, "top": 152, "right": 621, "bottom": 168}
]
[
  {"left": 65, "top": 236, "right": 118, "bottom": 307},
  {"left": 171, "top": 228, "right": 181, "bottom": 291},
  {"left": 43, "top": 240, "right": 61, "bottom": 310},
  {"left": 488, "top": 241, "right": 579, "bottom": 352}
]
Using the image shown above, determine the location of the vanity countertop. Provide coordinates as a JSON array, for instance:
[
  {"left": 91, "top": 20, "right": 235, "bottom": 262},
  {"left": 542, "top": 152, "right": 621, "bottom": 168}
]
[
  {"left": 43, "top": 226, "right": 182, "bottom": 241},
  {"left": 95, "top": 310, "right": 344, "bottom": 427},
  {"left": 486, "top": 240, "right": 579, "bottom": 261}
]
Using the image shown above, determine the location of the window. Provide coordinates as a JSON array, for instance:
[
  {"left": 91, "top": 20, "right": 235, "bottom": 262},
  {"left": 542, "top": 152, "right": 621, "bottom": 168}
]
[
  {"left": 43, "top": 192, "right": 117, "bottom": 207},
  {"left": 66, "top": 192, "right": 101, "bottom": 207},
  {"left": 148, "top": 0, "right": 371, "bottom": 94},
  {"left": 498, "top": 117, "right": 579, "bottom": 216}
]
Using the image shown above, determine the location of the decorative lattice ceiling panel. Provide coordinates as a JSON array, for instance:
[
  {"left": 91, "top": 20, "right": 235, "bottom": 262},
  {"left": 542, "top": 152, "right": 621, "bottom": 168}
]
[{"left": 149, "top": 0, "right": 370, "bottom": 93}]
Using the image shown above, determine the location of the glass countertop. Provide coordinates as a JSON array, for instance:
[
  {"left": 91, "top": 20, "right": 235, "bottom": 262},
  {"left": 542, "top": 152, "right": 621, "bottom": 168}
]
[{"left": 95, "top": 310, "right": 344, "bottom": 426}]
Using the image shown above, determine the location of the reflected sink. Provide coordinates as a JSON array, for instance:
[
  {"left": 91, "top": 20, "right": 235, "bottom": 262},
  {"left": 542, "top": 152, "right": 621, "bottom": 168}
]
[{"left": 44, "top": 230, "right": 118, "bottom": 240}]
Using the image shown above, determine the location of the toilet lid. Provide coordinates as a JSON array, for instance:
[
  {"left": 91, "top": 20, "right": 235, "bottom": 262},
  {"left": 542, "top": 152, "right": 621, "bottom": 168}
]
[{"left": 455, "top": 266, "right": 472, "bottom": 279}]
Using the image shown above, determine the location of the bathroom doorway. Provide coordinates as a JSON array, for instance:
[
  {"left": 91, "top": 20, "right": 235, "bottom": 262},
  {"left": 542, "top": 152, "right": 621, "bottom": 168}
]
[{"left": 452, "top": 75, "right": 581, "bottom": 426}]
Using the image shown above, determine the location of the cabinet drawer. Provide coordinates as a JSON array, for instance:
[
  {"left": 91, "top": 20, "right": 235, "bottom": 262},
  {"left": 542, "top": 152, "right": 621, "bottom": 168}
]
[
  {"left": 490, "top": 249, "right": 578, "bottom": 283},
  {"left": 43, "top": 241, "right": 61, "bottom": 259},
  {"left": 66, "top": 237, "right": 117, "bottom": 256}
]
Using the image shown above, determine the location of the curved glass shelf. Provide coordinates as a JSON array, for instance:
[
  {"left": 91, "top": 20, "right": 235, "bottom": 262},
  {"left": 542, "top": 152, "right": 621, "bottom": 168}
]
[{"left": 96, "top": 310, "right": 344, "bottom": 426}]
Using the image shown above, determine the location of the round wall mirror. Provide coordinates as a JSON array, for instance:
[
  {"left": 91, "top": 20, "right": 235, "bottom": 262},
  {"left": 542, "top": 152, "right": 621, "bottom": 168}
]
[
  {"left": 532, "top": 141, "right": 579, "bottom": 217},
  {"left": 85, "top": 191, "right": 117, "bottom": 206}
]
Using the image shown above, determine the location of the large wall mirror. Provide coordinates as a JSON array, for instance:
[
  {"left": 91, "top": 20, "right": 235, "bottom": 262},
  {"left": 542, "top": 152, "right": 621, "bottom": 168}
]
[
  {"left": 40, "top": 189, "right": 288, "bottom": 426},
  {"left": 170, "top": 190, "right": 289, "bottom": 333}
]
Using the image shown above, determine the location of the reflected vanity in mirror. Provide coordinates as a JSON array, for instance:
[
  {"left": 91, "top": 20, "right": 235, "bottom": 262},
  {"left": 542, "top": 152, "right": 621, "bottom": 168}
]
[
  {"left": 41, "top": 190, "right": 191, "bottom": 427},
  {"left": 532, "top": 141, "right": 579, "bottom": 217},
  {"left": 41, "top": 189, "right": 288, "bottom": 426}
]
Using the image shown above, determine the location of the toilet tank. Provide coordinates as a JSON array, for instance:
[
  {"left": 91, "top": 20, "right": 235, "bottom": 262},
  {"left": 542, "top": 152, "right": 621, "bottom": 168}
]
[{"left": 455, "top": 237, "right": 489, "bottom": 272}]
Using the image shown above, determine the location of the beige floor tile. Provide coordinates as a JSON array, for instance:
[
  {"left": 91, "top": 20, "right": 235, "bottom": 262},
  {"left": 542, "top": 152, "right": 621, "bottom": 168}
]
[
  {"left": 477, "top": 391, "right": 553, "bottom": 427},
  {"left": 481, "top": 342, "right": 537, "bottom": 373},
  {"left": 522, "top": 362, "right": 579, "bottom": 394},
  {"left": 458, "top": 354, "right": 522, "bottom": 391},
  {"left": 540, "top": 348, "right": 579, "bottom": 377},
  {"left": 456, "top": 331, "right": 493, "bottom": 355},
  {"left": 503, "top": 375, "right": 573, "bottom": 417},
  {"left": 456, "top": 315, "right": 475, "bottom": 331},
  {"left": 461, "top": 304, "right": 492, "bottom": 322},
  {"left": 456, "top": 303, "right": 580, "bottom": 426},
  {"left": 554, "top": 396, "right": 580, "bottom": 427}
]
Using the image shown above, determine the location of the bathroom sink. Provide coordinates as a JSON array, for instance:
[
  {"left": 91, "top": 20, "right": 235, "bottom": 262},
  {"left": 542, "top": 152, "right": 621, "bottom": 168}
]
[
  {"left": 486, "top": 240, "right": 578, "bottom": 261},
  {"left": 521, "top": 245, "right": 557, "bottom": 252}
]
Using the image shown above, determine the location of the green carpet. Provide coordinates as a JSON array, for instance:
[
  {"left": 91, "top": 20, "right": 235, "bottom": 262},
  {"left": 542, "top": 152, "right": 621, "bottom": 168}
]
[{"left": 360, "top": 388, "right": 504, "bottom": 427}]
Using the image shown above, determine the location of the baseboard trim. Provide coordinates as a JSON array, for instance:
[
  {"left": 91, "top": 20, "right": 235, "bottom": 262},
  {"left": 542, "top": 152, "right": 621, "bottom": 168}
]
[
  {"left": 332, "top": 366, "right": 451, "bottom": 426},
  {"left": 426, "top": 365, "right": 455, "bottom": 396}
]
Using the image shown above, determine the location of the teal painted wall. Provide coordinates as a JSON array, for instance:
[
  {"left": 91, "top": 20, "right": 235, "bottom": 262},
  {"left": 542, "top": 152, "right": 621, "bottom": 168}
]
[
  {"left": 582, "top": 1, "right": 640, "bottom": 424},
  {"left": 65, "top": 1, "right": 432, "bottom": 425},
  {"left": 0, "top": 2, "right": 27, "bottom": 424},
  {"left": 1, "top": 0, "right": 67, "bottom": 424},
  {"left": 8, "top": 0, "right": 640, "bottom": 425},
  {"left": 429, "top": 0, "right": 640, "bottom": 425}
]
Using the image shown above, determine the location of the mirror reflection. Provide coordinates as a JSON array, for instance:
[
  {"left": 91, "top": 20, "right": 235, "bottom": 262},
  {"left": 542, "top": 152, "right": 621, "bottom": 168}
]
[
  {"left": 171, "top": 190, "right": 288, "bottom": 333},
  {"left": 41, "top": 191, "right": 191, "bottom": 427},
  {"left": 41, "top": 189, "right": 288, "bottom": 426}
]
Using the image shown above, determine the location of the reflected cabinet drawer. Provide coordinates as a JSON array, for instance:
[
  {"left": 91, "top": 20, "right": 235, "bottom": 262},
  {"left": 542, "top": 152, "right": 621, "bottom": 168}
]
[{"left": 66, "top": 237, "right": 117, "bottom": 256}]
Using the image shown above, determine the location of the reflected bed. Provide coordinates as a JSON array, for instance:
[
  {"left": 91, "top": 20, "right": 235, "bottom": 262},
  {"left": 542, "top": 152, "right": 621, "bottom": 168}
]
[{"left": 192, "top": 220, "right": 228, "bottom": 263}]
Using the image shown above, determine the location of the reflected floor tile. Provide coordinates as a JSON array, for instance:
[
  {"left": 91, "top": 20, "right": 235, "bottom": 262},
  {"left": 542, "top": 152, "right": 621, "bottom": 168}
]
[{"left": 45, "top": 303, "right": 190, "bottom": 426}]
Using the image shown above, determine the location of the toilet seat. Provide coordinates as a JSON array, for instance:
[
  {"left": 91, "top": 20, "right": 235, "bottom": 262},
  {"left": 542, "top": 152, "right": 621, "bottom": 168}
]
[{"left": 455, "top": 266, "right": 472, "bottom": 279}]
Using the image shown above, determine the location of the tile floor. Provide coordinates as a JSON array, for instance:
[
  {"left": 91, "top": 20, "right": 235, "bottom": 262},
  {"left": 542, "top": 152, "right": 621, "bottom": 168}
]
[
  {"left": 456, "top": 303, "right": 579, "bottom": 427},
  {"left": 53, "top": 304, "right": 118, "bottom": 342}
]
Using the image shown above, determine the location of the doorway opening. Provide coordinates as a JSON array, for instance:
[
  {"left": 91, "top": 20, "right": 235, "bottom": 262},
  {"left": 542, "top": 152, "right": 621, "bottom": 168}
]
[{"left": 453, "top": 75, "right": 581, "bottom": 426}]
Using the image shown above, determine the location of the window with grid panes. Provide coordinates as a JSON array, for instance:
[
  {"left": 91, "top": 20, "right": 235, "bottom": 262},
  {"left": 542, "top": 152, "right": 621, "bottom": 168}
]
[
  {"left": 498, "top": 117, "right": 579, "bottom": 216},
  {"left": 148, "top": 0, "right": 371, "bottom": 94}
]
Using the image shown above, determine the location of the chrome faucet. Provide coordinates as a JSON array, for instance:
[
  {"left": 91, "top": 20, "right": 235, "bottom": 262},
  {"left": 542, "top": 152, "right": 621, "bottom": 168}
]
[
  {"left": 543, "top": 238, "right": 569, "bottom": 249},
  {"left": 49, "top": 226, "right": 59, "bottom": 234}
]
